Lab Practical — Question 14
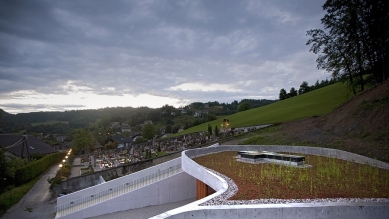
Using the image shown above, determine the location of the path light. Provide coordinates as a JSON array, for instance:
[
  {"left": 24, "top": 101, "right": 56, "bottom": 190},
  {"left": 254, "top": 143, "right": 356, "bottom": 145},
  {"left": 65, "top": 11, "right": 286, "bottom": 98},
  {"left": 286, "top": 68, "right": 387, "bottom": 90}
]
[
  {"left": 63, "top": 159, "right": 66, "bottom": 163},
  {"left": 223, "top": 118, "right": 230, "bottom": 134},
  {"left": 65, "top": 156, "right": 68, "bottom": 159},
  {"left": 59, "top": 164, "right": 63, "bottom": 177}
]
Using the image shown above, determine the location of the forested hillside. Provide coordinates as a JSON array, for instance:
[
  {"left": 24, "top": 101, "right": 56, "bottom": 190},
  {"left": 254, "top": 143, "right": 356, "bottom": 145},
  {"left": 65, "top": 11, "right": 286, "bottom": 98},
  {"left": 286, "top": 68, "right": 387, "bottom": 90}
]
[{"left": 0, "top": 99, "right": 277, "bottom": 134}]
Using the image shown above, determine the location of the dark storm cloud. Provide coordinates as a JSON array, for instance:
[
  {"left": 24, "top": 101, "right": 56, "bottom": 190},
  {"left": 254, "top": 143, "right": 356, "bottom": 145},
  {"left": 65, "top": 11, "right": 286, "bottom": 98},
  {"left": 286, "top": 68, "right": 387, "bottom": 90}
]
[{"left": 0, "top": 0, "right": 327, "bottom": 113}]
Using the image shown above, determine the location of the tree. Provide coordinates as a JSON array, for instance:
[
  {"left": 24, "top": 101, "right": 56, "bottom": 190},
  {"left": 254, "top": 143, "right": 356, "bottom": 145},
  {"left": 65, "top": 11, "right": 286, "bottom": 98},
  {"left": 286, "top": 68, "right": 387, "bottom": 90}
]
[
  {"left": 279, "top": 89, "right": 288, "bottom": 100},
  {"left": 289, "top": 87, "right": 297, "bottom": 97},
  {"left": 214, "top": 125, "right": 219, "bottom": 137},
  {"left": 72, "top": 128, "right": 94, "bottom": 154},
  {"left": 237, "top": 102, "right": 251, "bottom": 112},
  {"left": 142, "top": 123, "right": 155, "bottom": 140},
  {"left": 135, "top": 136, "right": 147, "bottom": 144},
  {"left": 208, "top": 123, "right": 213, "bottom": 136},
  {"left": 165, "top": 124, "right": 172, "bottom": 133},
  {"left": 307, "top": 0, "right": 389, "bottom": 93},
  {"left": 298, "top": 81, "right": 310, "bottom": 95}
]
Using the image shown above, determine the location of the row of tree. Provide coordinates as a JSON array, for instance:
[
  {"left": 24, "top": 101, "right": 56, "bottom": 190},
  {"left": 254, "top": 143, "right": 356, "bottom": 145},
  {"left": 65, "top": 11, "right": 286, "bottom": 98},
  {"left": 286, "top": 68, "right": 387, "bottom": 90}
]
[
  {"left": 279, "top": 79, "right": 335, "bottom": 100},
  {"left": 306, "top": 0, "right": 388, "bottom": 94}
]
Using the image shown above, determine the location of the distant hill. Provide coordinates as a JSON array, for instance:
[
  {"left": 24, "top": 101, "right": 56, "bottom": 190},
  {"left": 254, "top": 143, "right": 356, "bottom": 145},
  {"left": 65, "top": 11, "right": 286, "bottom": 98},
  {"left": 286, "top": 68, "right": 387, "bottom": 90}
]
[
  {"left": 176, "top": 82, "right": 352, "bottom": 135},
  {"left": 0, "top": 107, "right": 145, "bottom": 133}
]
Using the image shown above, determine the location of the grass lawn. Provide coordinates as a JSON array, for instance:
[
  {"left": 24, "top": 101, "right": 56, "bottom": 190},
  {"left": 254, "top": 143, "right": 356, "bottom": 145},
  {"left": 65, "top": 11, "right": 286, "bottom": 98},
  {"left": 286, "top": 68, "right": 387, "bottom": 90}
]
[
  {"left": 174, "top": 82, "right": 351, "bottom": 136},
  {"left": 193, "top": 151, "right": 389, "bottom": 200},
  {"left": 0, "top": 177, "right": 40, "bottom": 216}
]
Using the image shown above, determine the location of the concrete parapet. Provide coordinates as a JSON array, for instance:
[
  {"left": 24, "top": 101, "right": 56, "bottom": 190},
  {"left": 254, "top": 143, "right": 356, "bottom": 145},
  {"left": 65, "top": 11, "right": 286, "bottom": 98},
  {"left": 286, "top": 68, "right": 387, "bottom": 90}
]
[{"left": 157, "top": 202, "right": 389, "bottom": 219}]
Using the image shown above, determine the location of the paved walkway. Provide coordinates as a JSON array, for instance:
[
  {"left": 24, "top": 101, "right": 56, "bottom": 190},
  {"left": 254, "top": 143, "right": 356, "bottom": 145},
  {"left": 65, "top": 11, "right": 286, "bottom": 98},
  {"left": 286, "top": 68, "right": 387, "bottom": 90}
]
[
  {"left": 86, "top": 198, "right": 196, "bottom": 219},
  {"left": 0, "top": 164, "right": 59, "bottom": 219},
  {"left": 70, "top": 157, "right": 84, "bottom": 178}
]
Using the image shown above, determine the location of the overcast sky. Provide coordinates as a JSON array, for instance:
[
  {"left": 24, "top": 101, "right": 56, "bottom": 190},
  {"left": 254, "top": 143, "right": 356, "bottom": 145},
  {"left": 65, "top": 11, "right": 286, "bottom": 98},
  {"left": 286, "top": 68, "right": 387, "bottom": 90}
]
[{"left": 0, "top": 0, "right": 328, "bottom": 114}]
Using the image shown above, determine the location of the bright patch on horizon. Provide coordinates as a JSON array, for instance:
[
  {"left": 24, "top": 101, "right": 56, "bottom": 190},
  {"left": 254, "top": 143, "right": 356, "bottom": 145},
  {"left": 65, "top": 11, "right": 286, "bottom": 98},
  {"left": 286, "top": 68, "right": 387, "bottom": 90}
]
[
  {"left": 168, "top": 82, "right": 244, "bottom": 93},
  {"left": 1, "top": 90, "right": 184, "bottom": 114}
]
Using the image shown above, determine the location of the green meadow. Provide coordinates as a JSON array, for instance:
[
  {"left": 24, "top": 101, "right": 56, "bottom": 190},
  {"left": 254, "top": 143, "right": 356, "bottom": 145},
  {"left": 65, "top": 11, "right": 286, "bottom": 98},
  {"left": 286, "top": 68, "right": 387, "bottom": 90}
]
[{"left": 175, "top": 82, "right": 352, "bottom": 135}]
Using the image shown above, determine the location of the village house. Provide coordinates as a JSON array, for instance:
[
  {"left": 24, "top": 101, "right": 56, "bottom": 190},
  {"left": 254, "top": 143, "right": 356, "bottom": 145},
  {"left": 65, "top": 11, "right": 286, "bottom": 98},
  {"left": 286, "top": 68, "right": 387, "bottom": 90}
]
[
  {"left": 121, "top": 124, "right": 132, "bottom": 133},
  {"left": 105, "top": 135, "right": 133, "bottom": 148},
  {"left": 0, "top": 134, "right": 58, "bottom": 158}
]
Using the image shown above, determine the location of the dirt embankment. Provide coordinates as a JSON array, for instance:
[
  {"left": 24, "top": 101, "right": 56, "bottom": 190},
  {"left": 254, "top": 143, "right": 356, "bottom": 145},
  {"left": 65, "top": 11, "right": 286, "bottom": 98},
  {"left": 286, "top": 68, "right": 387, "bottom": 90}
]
[{"left": 279, "top": 80, "right": 389, "bottom": 162}]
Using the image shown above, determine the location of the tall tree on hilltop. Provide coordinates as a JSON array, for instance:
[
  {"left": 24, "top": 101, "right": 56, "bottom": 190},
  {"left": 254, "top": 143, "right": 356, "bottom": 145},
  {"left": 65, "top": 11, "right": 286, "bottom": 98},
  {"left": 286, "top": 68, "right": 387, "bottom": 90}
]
[
  {"left": 307, "top": 0, "right": 389, "bottom": 93},
  {"left": 289, "top": 87, "right": 298, "bottom": 97},
  {"left": 298, "top": 81, "right": 310, "bottom": 95},
  {"left": 279, "top": 88, "right": 288, "bottom": 100}
]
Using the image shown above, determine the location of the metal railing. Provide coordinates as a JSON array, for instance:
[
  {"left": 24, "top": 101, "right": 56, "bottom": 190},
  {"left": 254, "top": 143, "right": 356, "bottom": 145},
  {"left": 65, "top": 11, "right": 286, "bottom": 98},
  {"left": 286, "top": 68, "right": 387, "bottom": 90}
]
[{"left": 55, "top": 163, "right": 182, "bottom": 218}]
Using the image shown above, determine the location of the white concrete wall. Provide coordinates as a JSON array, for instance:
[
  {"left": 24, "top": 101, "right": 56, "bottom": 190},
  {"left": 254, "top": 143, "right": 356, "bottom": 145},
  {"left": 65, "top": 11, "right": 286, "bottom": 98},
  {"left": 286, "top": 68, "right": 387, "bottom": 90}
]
[
  {"left": 59, "top": 171, "right": 196, "bottom": 219},
  {"left": 162, "top": 203, "right": 389, "bottom": 219},
  {"left": 57, "top": 158, "right": 182, "bottom": 206}
]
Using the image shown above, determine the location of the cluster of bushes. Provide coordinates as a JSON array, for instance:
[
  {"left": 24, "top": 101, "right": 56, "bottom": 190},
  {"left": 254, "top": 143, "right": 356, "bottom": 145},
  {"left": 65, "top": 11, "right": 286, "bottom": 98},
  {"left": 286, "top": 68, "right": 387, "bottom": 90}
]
[
  {"left": 14, "top": 152, "right": 66, "bottom": 185},
  {"left": 48, "top": 154, "right": 75, "bottom": 190}
]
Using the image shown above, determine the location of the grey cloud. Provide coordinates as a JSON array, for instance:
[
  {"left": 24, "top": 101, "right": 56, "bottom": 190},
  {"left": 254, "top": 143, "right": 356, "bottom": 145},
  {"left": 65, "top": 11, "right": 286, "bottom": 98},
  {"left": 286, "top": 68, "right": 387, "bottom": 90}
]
[
  {"left": 0, "top": 103, "right": 86, "bottom": 113},
  {"left": 0, "top": 0, "right": 328, "bottom": 113}
]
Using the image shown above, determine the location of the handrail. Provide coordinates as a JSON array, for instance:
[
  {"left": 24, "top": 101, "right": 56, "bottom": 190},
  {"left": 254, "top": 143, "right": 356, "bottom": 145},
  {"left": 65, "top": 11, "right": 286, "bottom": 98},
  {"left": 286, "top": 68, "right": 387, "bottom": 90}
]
[{"left": 55, "top": 163, "right": 182, "bottom": 218}]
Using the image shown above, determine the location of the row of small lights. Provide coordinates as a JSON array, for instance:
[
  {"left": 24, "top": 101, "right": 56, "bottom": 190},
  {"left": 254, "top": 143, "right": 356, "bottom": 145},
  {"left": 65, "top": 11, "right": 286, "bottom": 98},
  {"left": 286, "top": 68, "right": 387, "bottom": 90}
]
[{"left": 59, "top": 149, "right": 72, "bottom": 169}]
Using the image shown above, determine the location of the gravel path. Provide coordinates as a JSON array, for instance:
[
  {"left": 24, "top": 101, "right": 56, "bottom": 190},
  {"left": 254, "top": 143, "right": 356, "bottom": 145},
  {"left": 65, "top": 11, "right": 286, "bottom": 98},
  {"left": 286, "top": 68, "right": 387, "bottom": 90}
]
[{"left": 1, "top": 164, "right": 59, "bottom": 219}]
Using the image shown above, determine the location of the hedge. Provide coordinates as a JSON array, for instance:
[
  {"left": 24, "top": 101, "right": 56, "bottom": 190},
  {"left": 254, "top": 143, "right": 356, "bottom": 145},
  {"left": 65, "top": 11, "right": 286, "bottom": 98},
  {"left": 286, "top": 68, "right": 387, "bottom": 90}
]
[{"left": 14, "top": 152, "right": 66, "bottom": 185}]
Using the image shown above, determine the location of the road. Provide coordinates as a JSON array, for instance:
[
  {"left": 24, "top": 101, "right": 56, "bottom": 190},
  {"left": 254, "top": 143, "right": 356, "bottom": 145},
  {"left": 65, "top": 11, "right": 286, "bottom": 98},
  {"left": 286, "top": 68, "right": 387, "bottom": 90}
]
[{"left": 0, "top": 164, "right": 59, "bottom": 219}]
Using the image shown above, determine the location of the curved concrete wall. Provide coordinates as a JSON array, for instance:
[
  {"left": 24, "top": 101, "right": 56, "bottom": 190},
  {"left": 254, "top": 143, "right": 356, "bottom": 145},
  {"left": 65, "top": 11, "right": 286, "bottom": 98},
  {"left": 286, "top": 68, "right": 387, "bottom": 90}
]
[
  {"left": 152, "top": 145, "right": 389, "bottom": 219},
  {"left": 181, "top": 143, "right": 227, "bottom": 204}
]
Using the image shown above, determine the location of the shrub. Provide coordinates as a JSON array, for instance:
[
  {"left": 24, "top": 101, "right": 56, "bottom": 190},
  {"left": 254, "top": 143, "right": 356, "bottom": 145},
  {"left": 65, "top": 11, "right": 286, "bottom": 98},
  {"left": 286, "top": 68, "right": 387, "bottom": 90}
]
[{"left": 14, "top": 152, "right": 65, "bottom": 185}]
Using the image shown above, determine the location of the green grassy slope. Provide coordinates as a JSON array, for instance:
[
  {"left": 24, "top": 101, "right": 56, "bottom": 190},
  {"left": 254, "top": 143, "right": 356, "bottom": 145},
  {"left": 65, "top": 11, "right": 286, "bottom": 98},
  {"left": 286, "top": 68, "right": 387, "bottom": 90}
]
[{"left": 175, "top": 82, "right": 351, "bottom": 135}]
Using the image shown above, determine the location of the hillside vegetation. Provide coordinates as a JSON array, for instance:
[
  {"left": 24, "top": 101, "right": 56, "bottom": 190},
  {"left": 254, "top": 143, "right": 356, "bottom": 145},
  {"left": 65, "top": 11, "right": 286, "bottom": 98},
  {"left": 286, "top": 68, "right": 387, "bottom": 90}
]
[
  {"left": 177, "top": 82, "right": 351, "bottom": 135},
  {"left": 225, "top": 79, "right": 389, "bottom": 162}
]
